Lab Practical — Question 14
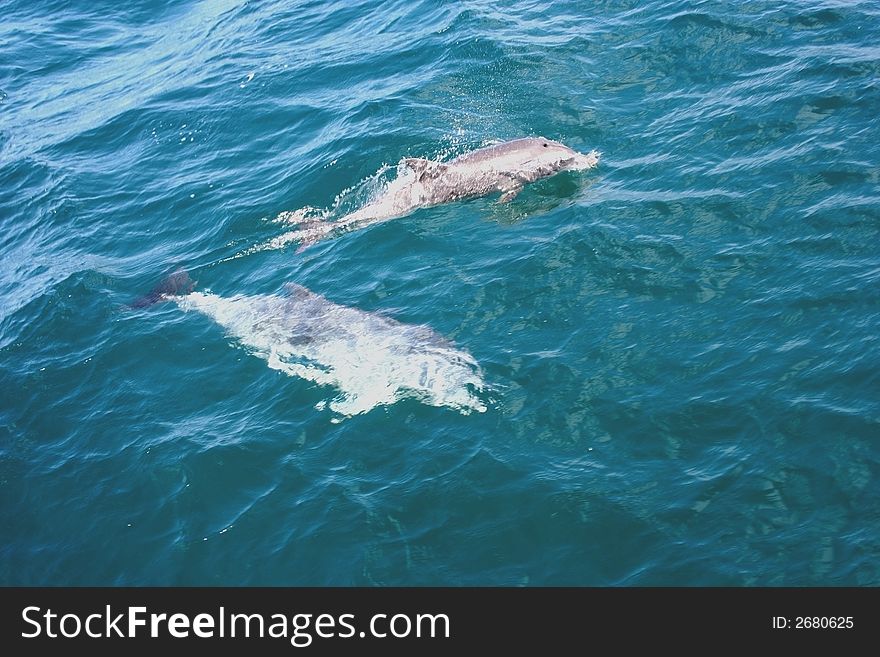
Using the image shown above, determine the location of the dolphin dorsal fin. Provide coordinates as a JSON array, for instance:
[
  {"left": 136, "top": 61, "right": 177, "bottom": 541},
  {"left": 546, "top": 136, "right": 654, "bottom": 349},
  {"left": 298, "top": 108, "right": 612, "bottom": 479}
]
[{"left": 402, "top": 158, "right": 447, "bottom": 182}]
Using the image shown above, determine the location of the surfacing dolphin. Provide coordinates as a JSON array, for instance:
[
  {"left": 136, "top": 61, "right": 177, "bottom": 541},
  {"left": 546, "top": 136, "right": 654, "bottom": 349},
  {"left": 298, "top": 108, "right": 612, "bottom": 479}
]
[
  {"left": 267, "top": 137, "right": 599, "bottom": 251},
  {"left": 131, "top": 272, "right": 487, "bottom": 417}
]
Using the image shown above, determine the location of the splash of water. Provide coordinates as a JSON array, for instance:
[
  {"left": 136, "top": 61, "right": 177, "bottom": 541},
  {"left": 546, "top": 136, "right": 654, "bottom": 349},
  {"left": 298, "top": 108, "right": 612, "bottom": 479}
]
[{"left": 233, "top": 163, "right": 403, "bottom": 256}]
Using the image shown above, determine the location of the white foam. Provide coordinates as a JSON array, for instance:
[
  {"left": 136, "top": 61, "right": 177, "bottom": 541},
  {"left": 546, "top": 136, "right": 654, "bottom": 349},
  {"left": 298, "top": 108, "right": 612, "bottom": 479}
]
[
  {"left": 260, "top": 161, "right": 433, "bottom": 254},
  {"left": 174, "top": 288, "right": 486, "bottom": 417}
]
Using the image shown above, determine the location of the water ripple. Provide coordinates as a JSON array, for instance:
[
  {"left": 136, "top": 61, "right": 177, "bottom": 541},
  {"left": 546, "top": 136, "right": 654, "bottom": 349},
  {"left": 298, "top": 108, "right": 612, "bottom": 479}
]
[{"left": 1, "top": 0, "right": 878, "bottom": 585}]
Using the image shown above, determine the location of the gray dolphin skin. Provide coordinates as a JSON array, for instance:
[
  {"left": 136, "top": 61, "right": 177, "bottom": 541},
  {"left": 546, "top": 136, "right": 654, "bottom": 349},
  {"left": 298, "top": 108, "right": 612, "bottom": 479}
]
[
  {"left": 270, "top": 137, "right": 599, "bottom": 250},
  {"left": 131, "top": 273, "right": 486, "bottom": 416}
]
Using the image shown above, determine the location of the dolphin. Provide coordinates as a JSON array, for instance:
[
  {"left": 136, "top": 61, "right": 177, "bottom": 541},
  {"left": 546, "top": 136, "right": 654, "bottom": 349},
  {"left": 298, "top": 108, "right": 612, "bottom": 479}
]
[
  {"left": 131, "top": 272, "right": 487, "bottom": 417},
  {"left": 268, "top": 137, "right": 599, "bottom": 251}
]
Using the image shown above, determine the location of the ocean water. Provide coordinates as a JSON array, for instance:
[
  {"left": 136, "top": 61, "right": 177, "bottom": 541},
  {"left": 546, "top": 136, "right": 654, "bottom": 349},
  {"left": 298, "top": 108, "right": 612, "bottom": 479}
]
[{"left": 1, "top": 0, "right": 878, "bottom": 586}]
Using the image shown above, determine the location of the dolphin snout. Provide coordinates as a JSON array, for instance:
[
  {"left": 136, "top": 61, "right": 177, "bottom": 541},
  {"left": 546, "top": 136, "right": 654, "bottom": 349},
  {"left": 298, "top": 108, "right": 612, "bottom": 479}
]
[{"left": 570, "top": 150, "right": 600, "bottom": 170}]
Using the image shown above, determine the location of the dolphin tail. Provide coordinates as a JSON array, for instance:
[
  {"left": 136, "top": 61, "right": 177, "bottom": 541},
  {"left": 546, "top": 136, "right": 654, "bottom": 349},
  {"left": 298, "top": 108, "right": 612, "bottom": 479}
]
[
  {"left": 128, "top": 268, "right": 195, "bottom": 309},
  {"left": 293, "top": 229, "right": 329, "bottom": 253}
]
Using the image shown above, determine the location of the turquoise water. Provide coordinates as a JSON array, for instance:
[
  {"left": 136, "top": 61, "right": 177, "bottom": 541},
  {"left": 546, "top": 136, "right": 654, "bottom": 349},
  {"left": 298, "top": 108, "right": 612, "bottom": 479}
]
[{"left": 2, "top": 0, "right": 879, "bottom": 586}]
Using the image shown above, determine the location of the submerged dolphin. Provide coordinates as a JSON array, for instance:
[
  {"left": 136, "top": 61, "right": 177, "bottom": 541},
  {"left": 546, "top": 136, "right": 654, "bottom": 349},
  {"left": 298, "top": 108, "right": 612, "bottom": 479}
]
[
  {"left": 133, "top": 272, "right": 486, "bottom": 417},
  {"left": 269, "top": 137, "right": 599, "bottom": 251}
]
